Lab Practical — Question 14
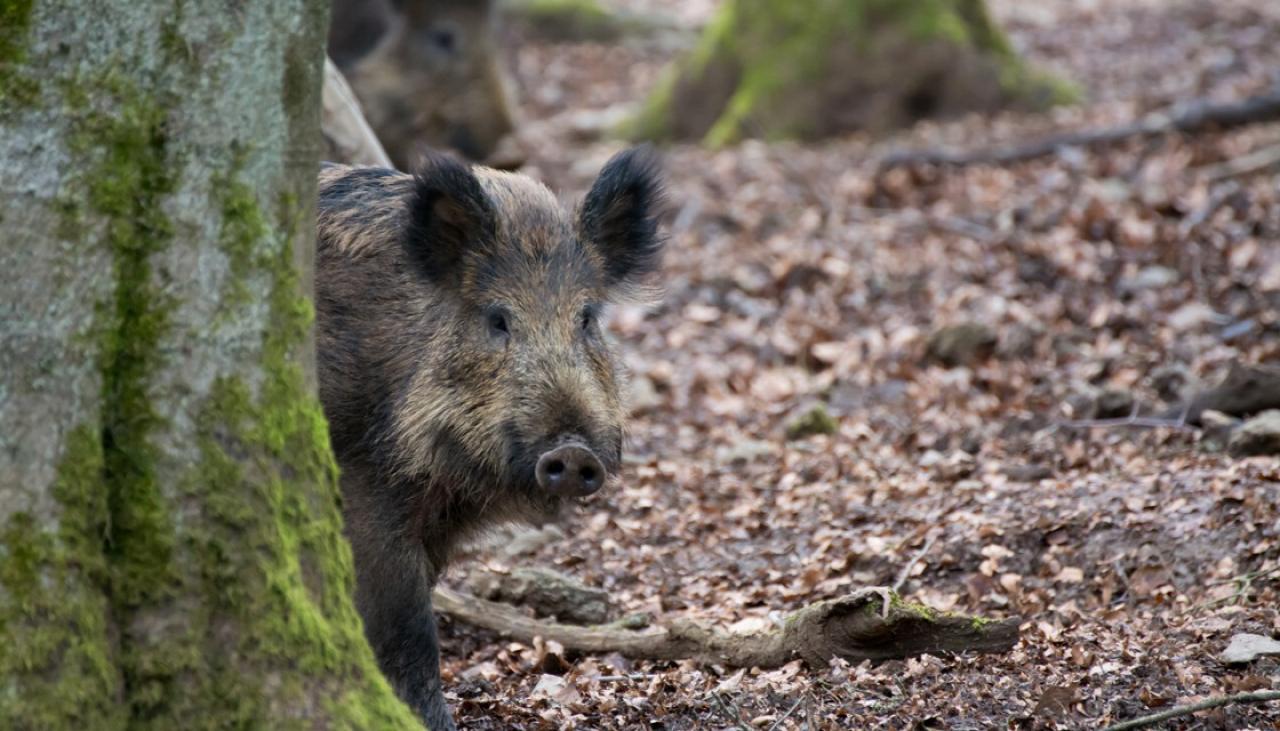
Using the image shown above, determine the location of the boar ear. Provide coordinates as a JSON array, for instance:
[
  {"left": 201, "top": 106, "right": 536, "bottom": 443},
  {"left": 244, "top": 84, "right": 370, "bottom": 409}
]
[
  {"left": 579, "top": 146, "right": 666, "bottom": 287},
  {"left": 405, "top": 152, "right": 496, "bottom": 282}
]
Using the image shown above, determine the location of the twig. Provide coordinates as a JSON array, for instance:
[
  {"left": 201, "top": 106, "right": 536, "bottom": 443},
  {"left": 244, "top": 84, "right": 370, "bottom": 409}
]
[
  {"left": 595, "top": 673, "right": 653, "bottom": 682},
  {"left": 1204, "top": 563, "right": 1280, "bottom": 589},
  {"left": 1197, "top": 142, "right": 1280, "bottom": 182},
  {"left": 846, "top": 205, "right": 997, "bottom": 244},
  {"left": 1054, "top": 414, "right": 1195, "bottom": 431},
  {"left": 1178, "top": 181, "right": 1242, "bottom": 238},
  {"left": 892, "top": 534, "right": 939, "bottom": 593},
  {"left": 1191, "top": 564, "right": 1280, "bottom": 612},
  {"left": 710, "top": 693, "right": 751, "bottom": 731},
  {"left": 1110, "top": 558, "right": 1132, "bottom": 603},
  {"left": 881, "top": 85, "right": 1280, "bottom": 168},
  {"left": 1102, "top": 690, "right": 1280, "bottom": 731},
  {"left": 767, "top": 697, "right": 806, "bottom": 731}
]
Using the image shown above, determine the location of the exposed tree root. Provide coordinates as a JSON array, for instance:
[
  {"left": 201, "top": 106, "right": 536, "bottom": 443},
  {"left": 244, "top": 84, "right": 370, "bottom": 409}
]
[
  {"left": 881, "top": 85, "right": 1280, "bottom": 168},
  {"left": 466, "top": 566, "right": 614, "bottom": 625},
  {"left": 433, "top": 585, "right": 1019, "bottom": 668}
]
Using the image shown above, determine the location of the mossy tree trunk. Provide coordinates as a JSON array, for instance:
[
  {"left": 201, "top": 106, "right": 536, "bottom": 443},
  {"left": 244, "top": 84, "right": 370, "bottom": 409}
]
[
  {"left": 625, "top": 0, "right": 1073, "bottom": 146},
  {"left": 0, "top": 1, "right": 420, "bottom": 728}
]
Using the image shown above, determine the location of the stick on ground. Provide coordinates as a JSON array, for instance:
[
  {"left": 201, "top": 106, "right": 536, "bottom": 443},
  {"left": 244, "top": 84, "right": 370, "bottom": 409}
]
[
  {"left": 1102, "top": 689, "right": 1280, "bottom": 731},
  {"left": 433, "top": 585, "right": 1019, "bottom": 668},
  {"left": 881, "top": 86, "right": 1280, "bottom": 168}
]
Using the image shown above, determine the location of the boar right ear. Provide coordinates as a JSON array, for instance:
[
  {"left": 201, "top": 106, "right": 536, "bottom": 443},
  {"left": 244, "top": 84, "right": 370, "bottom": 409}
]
[
  {"left": 579, "top": 146, "right": 666, "bottom": 287},
  {"left": 405, "top": 152, "right": 496, "bottom": 282}
]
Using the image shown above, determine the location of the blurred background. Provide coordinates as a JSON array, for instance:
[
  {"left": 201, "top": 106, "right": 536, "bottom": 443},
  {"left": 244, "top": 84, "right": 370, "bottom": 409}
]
[{"left": 329, "top": 0, "right": 1280, "bottom": 727}]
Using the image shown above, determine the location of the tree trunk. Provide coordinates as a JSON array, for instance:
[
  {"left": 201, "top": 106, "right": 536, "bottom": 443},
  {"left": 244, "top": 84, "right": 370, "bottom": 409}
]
[
  {"left": 0, "top": 1, "right": 419, "bottom": 728},
  {"left": 624, "top": 0, "right": 1075, "bottom": 146}
]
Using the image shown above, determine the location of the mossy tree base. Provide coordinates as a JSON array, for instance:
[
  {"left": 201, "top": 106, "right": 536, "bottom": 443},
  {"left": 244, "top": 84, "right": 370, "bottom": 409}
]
[
  {"left": 624, "top": 0, "right": 1075, "bottom": 146},
  {"left": 0, "top": 0, "right": 419, "bottom": 727}
]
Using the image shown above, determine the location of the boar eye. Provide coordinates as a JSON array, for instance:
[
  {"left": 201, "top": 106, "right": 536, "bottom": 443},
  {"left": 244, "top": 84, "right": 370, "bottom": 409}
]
[
  {"left": 486, "top": 308, "right": 510, "bottom": 338},
  {"left": 430, "top": 28, "right": 457, "bottom": 54},
  {"left": 580, "top": 306, "right": 596, "bottom": 334}
]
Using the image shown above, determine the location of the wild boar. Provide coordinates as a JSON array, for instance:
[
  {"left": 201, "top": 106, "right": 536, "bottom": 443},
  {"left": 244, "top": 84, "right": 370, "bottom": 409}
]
[
  {"left": 315, "top": 148, "right": 665, "bottom": 729},
  {"left": 328, "top": 0, "right": 521, "bottom": 168}
]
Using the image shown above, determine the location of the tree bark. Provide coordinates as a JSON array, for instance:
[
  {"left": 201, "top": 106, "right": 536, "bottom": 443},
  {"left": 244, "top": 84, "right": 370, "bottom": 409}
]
[
  {"left": 0, "top": 1, "right": 419, "bottom": 727},
  {"left": 624, "top": 0, "right": 1074, "bottom": 146}
]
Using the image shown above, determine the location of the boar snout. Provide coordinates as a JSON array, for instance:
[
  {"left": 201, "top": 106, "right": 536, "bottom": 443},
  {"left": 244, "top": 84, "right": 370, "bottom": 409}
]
[{"left": 536, "top": 443, "right": 606, "bottom": 497}]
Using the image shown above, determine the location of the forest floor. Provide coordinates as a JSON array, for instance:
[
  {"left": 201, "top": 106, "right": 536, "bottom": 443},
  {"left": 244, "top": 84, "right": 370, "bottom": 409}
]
[{"left": 440, "top": 0, "right": 1280, "bottom": 727}]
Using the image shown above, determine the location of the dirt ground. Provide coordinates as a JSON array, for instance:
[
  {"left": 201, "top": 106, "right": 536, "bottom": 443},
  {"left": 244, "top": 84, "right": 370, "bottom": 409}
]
[{"left": 439, "top": 1, "right": 1280, "bottom": 727}]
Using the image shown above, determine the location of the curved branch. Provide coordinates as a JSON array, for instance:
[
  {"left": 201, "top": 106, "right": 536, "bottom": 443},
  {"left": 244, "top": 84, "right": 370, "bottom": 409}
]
[
  {"left": 882, "top": 86, "right": 1280, "bottom": 168},
  {"left": 1103, "top": 690, "right": 1280, "bottom": 731},
  {"left": 433, "top": 585, "right": 1019, "bottom": 668}
]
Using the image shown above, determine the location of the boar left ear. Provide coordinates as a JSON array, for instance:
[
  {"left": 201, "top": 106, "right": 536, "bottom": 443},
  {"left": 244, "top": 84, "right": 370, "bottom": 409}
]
[
  {"left": 405, "top": 152, "right": 496, "bottom": 283},
  {"left": 578, "top": 146, "right": 667, "bottom": 287}
]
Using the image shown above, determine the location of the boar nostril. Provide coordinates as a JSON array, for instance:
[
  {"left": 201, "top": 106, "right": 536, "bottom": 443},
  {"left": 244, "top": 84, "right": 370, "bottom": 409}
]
[{"left": 536, "top": 443, "right": 606, "bottom": 497}]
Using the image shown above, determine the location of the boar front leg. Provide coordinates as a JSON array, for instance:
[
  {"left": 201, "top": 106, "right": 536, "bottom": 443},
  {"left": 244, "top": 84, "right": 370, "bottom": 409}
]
[{"left": 345, "top": 489, "right": 455, "bottom": 731}]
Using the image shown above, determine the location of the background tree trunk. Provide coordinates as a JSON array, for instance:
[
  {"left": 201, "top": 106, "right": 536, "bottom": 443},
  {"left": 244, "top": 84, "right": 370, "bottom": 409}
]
[
  {"left": 624, "top": 0, "right": 1075, "bottom": 146},
  {"left": 0, "top": 1, "right": 420, "bottom": 727}
]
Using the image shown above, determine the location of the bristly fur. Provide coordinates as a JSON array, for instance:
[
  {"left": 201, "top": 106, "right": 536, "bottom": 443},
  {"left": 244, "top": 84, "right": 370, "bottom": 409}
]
[
  {"left": 314, "top": 150, "right": 665, "bottom": 731},
  {"left": 578, "top": 145, "right": 667, "bottom": 290},
  {"left": 405, "top": 152, "right": 498, "bottom": 283}
]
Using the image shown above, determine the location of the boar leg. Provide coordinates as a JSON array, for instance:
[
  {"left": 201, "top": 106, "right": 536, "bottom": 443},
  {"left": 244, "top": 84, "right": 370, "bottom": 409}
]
[{"left": 347, "top": 504, "right": 456, "bottom": 730}]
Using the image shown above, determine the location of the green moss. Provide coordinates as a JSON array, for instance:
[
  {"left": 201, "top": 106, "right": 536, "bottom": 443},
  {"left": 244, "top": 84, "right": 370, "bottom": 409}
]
[
  {"left": 786, "top": 404, "right": 839, "bottom": 440},
  {"left": 702, "top": 0, "right": 843, "bottom": 146},
  {"left": 159, "top": 27, "right": 195, "bottom": 69},
  {"left": 0, "top": 0, "right": 38, "bottom": 107},
  {"left": 215, "top": 160, "right": 268, "bottom": 310},
  {"left": 627, "top": 0, "right": 1073, "bottom": 146},
  {"left": 83, "top": 89, "right": 182, "bottom": 613},
  {"left": 619, "top": 65, "right": 679, "bottom": 140},
  {"left": 968, "top": 615, "right": 995, "bottom": 630},
  {"left": 281, "top": 3, "right": 327, "bottom": 176},
  {"left": 4, "top": 11, "right": 414, "bottom": 723},
  {"left": 177, "top": 173, "right": 420, "bottom": 729},
  {"left": 0, "top": 0, "right": 33, "bottom": 63},
  {"left": 885, "top": 592, "right": 938, "bottom": 621},
  {"left": 0, "top": 428, "right": 123, "bottom": 729},
  {"left": 1013, "top": 65, "right": 1081, "bottom": 107}
]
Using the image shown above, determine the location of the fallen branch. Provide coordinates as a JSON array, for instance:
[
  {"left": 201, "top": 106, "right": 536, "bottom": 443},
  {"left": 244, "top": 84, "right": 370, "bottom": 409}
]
[
  {"left": 881, "top": 86, "right": 1280, "bottom": 168},
  {"left": 433, "top": 585, "right": 1019, "bottom": 668},
  {"left": 466, "top": 566, "right": 613, "bottom": 625},
  {"left": 1102, "top": 689, "right": 1280, "bottom": 731}
]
